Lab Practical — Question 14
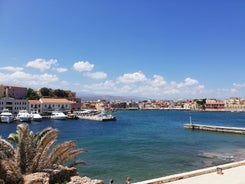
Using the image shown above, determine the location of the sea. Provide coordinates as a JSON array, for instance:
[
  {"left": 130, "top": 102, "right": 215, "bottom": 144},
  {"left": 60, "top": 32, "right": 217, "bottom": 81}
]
[{"left": 1, "top": 110, "right": 245, "bottom": 183}]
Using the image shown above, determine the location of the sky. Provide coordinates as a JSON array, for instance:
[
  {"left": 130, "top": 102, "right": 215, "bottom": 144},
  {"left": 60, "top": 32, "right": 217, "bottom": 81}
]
[{"left": 0, "top": 0, "right": 245, "bottom": 100}]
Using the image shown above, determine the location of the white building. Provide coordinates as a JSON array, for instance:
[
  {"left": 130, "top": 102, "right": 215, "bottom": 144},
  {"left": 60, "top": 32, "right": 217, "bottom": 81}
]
[
  {"left": 0, "top": 97, "right": 29, "bottom": 115},
  {"left": 39, "top": 98, "right": 72, "bottom": 113}
]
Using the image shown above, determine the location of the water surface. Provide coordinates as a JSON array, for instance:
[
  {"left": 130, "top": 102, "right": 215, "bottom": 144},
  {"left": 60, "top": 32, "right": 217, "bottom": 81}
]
[{"left": 1, "top": 110, "right": 245, "bottom": 183}]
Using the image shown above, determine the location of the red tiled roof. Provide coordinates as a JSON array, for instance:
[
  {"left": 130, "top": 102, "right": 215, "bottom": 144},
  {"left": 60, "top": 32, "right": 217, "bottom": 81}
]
[
  {"left": 40, "top": 98, "right": 71, "bottom": 103},
  {"left": 28, "top": 100, "right": 41, "bottom": 104}
]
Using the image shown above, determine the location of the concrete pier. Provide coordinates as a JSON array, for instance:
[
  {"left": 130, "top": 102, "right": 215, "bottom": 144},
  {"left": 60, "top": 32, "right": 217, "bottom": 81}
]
[{"left": 184, "top": 123, "right": 245, "bottom": 134}]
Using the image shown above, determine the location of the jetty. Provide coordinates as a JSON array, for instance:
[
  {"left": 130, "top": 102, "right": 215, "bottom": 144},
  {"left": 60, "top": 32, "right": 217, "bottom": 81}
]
[{"left": 184, "top": 123, "right": 245, "bottom": 134}]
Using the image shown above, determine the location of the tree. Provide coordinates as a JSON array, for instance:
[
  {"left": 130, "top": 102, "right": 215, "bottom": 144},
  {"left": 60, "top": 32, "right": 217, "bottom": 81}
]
[
  {"left": 39, "top": 87, "right": 53, "bottom": 97},
  {"left": 53, "top": 89, "right": 68, "bottom": 98},
  {"left": 26, "top": 88, "right": 40, "bottom": 100},
  {"left": 0, "top": 123, "right": 86, "bottom": 183},
  {"left": 0, "top": 137, "right": 23, "bottom": 184},
  {"left": 194, "top": 98, "right": 206, "bottom": 110}
]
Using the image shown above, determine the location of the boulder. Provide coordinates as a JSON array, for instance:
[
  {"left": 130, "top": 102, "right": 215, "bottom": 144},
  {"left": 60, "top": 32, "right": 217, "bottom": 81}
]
[
  {"left": 68, "top": 176, "right": 104, "bottom": 184},
  {"left": 23, "top": 172, "right": 49, "bottom": 184}
]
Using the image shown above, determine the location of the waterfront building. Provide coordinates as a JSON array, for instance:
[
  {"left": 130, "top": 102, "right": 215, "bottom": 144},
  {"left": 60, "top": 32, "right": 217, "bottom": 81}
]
[
  {"left": 95, "top": 101, "right": 106, "bottom": 111},
  {"left": 81, "top": 101, "right": 97, "bottom": 109},
  {"left": 109, "top": 101, "right": 127, "bottom": 109},
  {"left": 39, "top": 98, "right": 72, "bottom": 113},
  {"left": 225, "top": 97, "right": 245, "bottom": 112},
  {"left": 205, "top": 99, "right": 225, "bottom": 111},
  {"left": 28, "top": 100, "right": 42, "bottom": 113},
  {"left": 70, "top": 98, "right": 82, "bottom": 111},
  {"left": 0, "top": 97, "right": 29, "bottom": 115}
]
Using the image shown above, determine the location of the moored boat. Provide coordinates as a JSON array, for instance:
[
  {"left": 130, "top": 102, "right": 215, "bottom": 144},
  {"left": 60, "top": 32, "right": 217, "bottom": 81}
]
[
  {"left": 30, "top": 111, "right": 42, "bottom": 121},
  {"left": 16, "top": 110, "right": 32, "bottom": 122},
  {"left": 75, "top": 110, "right": 116, "bottom": 121},
  {"left": 0, "top": 108, "right": 14, "bottom": 123},
  {"left": 50, "top": 111, "right": 67, "bottom": 120},
  {"left": 66, "top": 112, "right": 79, "bottom": 119}
]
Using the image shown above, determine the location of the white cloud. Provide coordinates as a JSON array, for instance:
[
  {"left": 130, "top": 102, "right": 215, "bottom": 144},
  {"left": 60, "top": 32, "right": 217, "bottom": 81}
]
[
  {"left": 83, "top": 72, "right": 207, "bottom": 99},
  {"left": 85, "top": 72, "right": 107, "bottom": 79},
  {"left": 117, "top": 71, "right": 147, "bottom": 83},
  {"left": 38, "top": 73, "right": 59, "bottom": 83},
  {"left": 0, "top": 71, "right": 58, "bottom": 87},
  {"left": 26, "top": 58, "right": 58, "bottom": 71},
  {"left": 73, "top": 61, "right": 94, "bottom": 72},
  {"left": 177, "top": 77, "right": 199, "bottom": 88},
  {"left": 151, "top": 75, "right": 167, "bottom": 87},
  {"left": 0, "top": 66, "right": 24, "bottom": 72},
  {"left": 83, "top": 80, "right": 116, "bottom": 94},
  {"left": 56, "top": 67, "right": 68, "bottom": 73},
  {"left": 233, "top": 83, "right": 245, "bottom": 88}
]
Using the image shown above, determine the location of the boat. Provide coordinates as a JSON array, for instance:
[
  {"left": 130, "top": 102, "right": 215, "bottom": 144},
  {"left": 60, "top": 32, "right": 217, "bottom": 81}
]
[
  {"left": 30, "top": 111, "right": 42, "bottom": 121},
  {"left": 50, "top": 111, "right": 67, "bottom": 120},
  {"left": 0, "top": 108, "right": 14, "bottom": 123},
  {"left": 16, "top": 110, "right": 32, "bottom": 122},
  {"left": 66, "top": 112, "right": 79, "bottom": 119},
  {"left": 96, "top": 112, "right": 116, "bottom": 121},
  {"left": 75, "top": 110, "right": 116, "bottom": 121}
]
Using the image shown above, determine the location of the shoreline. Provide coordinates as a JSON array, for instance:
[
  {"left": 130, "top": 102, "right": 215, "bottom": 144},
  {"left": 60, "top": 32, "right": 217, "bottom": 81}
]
[{"left": 133, "top": 160, "right": 245, "bottom": 184}]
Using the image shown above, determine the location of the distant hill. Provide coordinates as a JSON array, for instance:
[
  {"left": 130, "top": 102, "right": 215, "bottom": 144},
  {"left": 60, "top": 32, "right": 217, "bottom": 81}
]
[{"left": 77, "top": 93, "right": 142, "bottom": 102}]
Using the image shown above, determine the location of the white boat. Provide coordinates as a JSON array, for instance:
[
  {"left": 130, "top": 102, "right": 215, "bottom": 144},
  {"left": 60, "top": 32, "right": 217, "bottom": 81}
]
[
  {"left": 16, "top": 110, "right": 32, "bottom": 122},
  {"left": 0, "top": 108, "right": 14, "bottom": 123},
  {"left": 75, "top": 110, "right": 116, "bottom": 121},
  {"left": 50, "top": 111, "right": 67, "bottom": 120},
  {"left": 30, "top": 111, "right": 42, "bottom": 121}
]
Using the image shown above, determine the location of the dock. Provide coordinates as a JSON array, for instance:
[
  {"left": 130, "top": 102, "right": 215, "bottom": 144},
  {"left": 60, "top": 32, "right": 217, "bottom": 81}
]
[{"left": 184, "top": 123, "right": 245, "bottom": 134}]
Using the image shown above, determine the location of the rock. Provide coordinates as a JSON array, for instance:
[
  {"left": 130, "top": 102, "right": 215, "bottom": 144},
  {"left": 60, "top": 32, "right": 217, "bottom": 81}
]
[
  {"left": 23, "top": 172, "right": 49, "bottom": 184},
  {"left": 44, "top": 165, "right": 78, "bottom": 184},
  {"left": 68, "top": 176, "right": 104, "bottom": 184}
]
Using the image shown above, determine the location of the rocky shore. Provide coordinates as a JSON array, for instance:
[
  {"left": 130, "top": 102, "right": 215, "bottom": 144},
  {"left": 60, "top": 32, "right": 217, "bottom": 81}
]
[{"left": 24, "top": 173, "right": 104, "bottom": 184}]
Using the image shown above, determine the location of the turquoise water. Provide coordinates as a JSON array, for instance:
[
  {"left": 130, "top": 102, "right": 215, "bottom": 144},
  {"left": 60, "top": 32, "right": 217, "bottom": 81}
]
[{"left": 1, "top": 110, "right": 245, "bottom": 183}]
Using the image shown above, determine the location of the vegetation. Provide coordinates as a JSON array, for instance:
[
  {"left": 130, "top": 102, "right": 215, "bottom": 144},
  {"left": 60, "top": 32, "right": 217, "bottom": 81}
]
[
  {"left": 25, "top": 87, "right": 69, "bottom": 100},
  {"left": 0, "top": 123, "right": 86, "bottom": 184},
  {"left": 26, "top": 88, "right": 40, "bottom": 100},
  {"left": 194, "top": 98, "right": 206, "bottom": 110},
  {"left": 39, "top": 87, "right": 69, "bottom": 98}
]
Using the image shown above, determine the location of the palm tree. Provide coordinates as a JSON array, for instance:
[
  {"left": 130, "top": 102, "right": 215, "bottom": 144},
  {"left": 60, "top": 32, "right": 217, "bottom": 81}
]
[
  {"left": 0, "top": 123, "right": 86, "bottom": 184},
  {"left": 0, "top": 136, "right": 23, "bottom": 184},
  {"left": 8, "top": 123, "right": 86, "bottom": 174}
]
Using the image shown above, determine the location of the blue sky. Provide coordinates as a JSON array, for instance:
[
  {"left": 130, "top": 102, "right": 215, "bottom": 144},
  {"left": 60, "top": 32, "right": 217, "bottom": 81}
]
[{"left": 0, "top": 0, "right": 245, "bottom": 99}]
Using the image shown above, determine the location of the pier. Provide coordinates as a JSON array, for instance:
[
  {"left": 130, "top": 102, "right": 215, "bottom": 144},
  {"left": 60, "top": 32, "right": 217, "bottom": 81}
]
[{"left": 184, "top": 124, "right": 245, "bottom": 134}]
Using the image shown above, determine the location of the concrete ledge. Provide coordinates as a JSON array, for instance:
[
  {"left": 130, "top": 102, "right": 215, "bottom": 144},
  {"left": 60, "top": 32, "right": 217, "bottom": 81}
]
[
  {"left": 133, "top": 160, "right": 245, "bottom": 184},
  {"left": 184, "top": 124, "right": 245, "bottom": 134}
]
